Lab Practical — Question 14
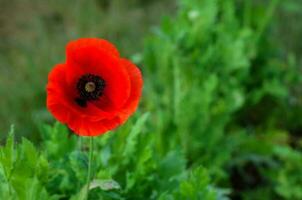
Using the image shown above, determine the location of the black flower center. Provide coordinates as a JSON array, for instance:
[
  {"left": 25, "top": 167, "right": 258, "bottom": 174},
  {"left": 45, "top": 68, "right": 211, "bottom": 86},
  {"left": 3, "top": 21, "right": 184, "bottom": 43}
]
[{"left": 75, "top": 74, "right": 106, "bottom": 107}]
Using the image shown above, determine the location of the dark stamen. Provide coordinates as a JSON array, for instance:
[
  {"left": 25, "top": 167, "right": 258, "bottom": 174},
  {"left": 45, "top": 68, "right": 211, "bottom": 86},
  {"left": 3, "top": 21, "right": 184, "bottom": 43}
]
[
  {"left": 75, "top": 97, "right": 87, "bottom": 107},
  {"left": 75, "top": 74, "right": 106, "bottom": 107}
]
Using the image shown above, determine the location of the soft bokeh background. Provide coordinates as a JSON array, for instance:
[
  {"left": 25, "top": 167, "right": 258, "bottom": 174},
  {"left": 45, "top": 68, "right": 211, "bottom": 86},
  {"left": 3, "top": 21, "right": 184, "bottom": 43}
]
[{"left": 1, "top": 0, "right": 302, "bottom": 199}]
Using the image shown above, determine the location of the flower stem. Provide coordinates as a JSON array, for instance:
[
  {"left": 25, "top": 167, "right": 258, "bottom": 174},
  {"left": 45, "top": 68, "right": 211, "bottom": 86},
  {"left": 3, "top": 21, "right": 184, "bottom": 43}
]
[{"left": 85, "top": 137, "right": 94, "bottom": 200}]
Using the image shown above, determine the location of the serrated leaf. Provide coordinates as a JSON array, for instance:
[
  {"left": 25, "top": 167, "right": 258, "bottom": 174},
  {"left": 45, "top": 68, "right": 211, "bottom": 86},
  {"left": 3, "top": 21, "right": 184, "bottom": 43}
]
[
  {"left": 123, "top": 113, "right": 149, "bottom": 157},
  {"left": 0, "top": 126, "right": 16, "bottom": 187}
]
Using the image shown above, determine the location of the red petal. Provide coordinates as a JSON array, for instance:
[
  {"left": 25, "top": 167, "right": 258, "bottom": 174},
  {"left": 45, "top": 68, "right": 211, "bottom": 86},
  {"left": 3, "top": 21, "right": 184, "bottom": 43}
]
[
  {"left": 46, "top": 64, "right": 115, "bottom": 123},
  {"left": 68, "top": 116, "right": 121, "bottom": 136},
  {"left": 118, "top": 59, "right": 143, "bottom": 122},
  {"left": 64, "top": 38, "right": 119, "bottom": 88},
  {"left": 66, "top": 38, "right": 119, "bottom": 58},
  {"left": 46, "top": 39, "right": 143, "bottom": 137},
  {"left": 65, "top": 40, "right": 131, "bottom": 110}
]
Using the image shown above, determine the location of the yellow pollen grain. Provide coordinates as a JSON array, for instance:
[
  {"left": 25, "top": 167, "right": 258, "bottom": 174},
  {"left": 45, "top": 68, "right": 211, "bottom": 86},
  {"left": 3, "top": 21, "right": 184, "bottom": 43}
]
[{"left": 85, "top": 82, "right": 96, "bottom": 92}]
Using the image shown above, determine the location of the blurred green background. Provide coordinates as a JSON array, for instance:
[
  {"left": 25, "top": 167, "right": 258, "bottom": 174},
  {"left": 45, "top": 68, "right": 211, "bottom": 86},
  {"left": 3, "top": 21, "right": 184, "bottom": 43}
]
[{"left": 1, "top": 0, "right": 302, "bottom": 199}]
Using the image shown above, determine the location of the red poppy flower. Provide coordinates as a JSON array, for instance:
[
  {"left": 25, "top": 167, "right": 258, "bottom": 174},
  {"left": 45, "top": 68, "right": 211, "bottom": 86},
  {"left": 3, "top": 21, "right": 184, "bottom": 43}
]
[{"left": 46, "top": 38, "right": 143, "bottom": 136}]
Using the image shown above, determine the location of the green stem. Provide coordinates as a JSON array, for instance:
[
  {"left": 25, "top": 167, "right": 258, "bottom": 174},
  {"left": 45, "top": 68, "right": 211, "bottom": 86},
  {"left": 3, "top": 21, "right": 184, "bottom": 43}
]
[
  {"left": 6, "top": 174, "right": 12, "bottom": 197},
  {"left": 243, "top": 0, "right": 251, "bottom": 28},
  {"left": 255, "top": 0, "right": 280, "bottom": 42},
  {"left": 85, "top": 137, "right": 94, "bottom": 200}
]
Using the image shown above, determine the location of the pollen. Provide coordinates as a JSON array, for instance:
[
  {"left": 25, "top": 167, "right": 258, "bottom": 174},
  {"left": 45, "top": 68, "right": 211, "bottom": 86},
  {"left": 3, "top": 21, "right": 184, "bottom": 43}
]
[{"left": 85, "top": 82, "right": 96, "bottom": 92}]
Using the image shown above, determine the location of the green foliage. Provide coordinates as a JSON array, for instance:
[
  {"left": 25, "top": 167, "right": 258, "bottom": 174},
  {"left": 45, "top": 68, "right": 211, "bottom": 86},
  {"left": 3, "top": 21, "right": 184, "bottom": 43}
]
[
  {"left": 159, "top": 167, "right": 223, "bottom": 200},
  {"left": 142, "top": 0, "right": 302, "bottom": 199},
  {"left": 273, "top": 146, "right": 302, "bottom": 199},
  {"left": 0, "top": 127, "right": 53, "bottom": 200},
  {"left": 0, "top": 119, "right": 224, "bottom": 200}
]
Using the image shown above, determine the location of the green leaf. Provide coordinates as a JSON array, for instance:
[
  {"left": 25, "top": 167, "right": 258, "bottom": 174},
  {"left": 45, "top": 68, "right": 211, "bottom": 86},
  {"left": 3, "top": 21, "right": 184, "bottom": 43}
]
[
  {"left": 123, "top": 113, "right": 150, "bottom": 157},
  {"left": 0, "top": 125, "right": 16, "bottom": 181},
  {"left": 89, "top": 179, "right": 121, "bottom": 191}
]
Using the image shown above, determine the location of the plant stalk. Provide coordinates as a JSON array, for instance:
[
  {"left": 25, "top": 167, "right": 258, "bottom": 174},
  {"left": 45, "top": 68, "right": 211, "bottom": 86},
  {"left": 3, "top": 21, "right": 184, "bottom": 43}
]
[{"left": 84, "top": 137, "right": 94, "bottom": 200}]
